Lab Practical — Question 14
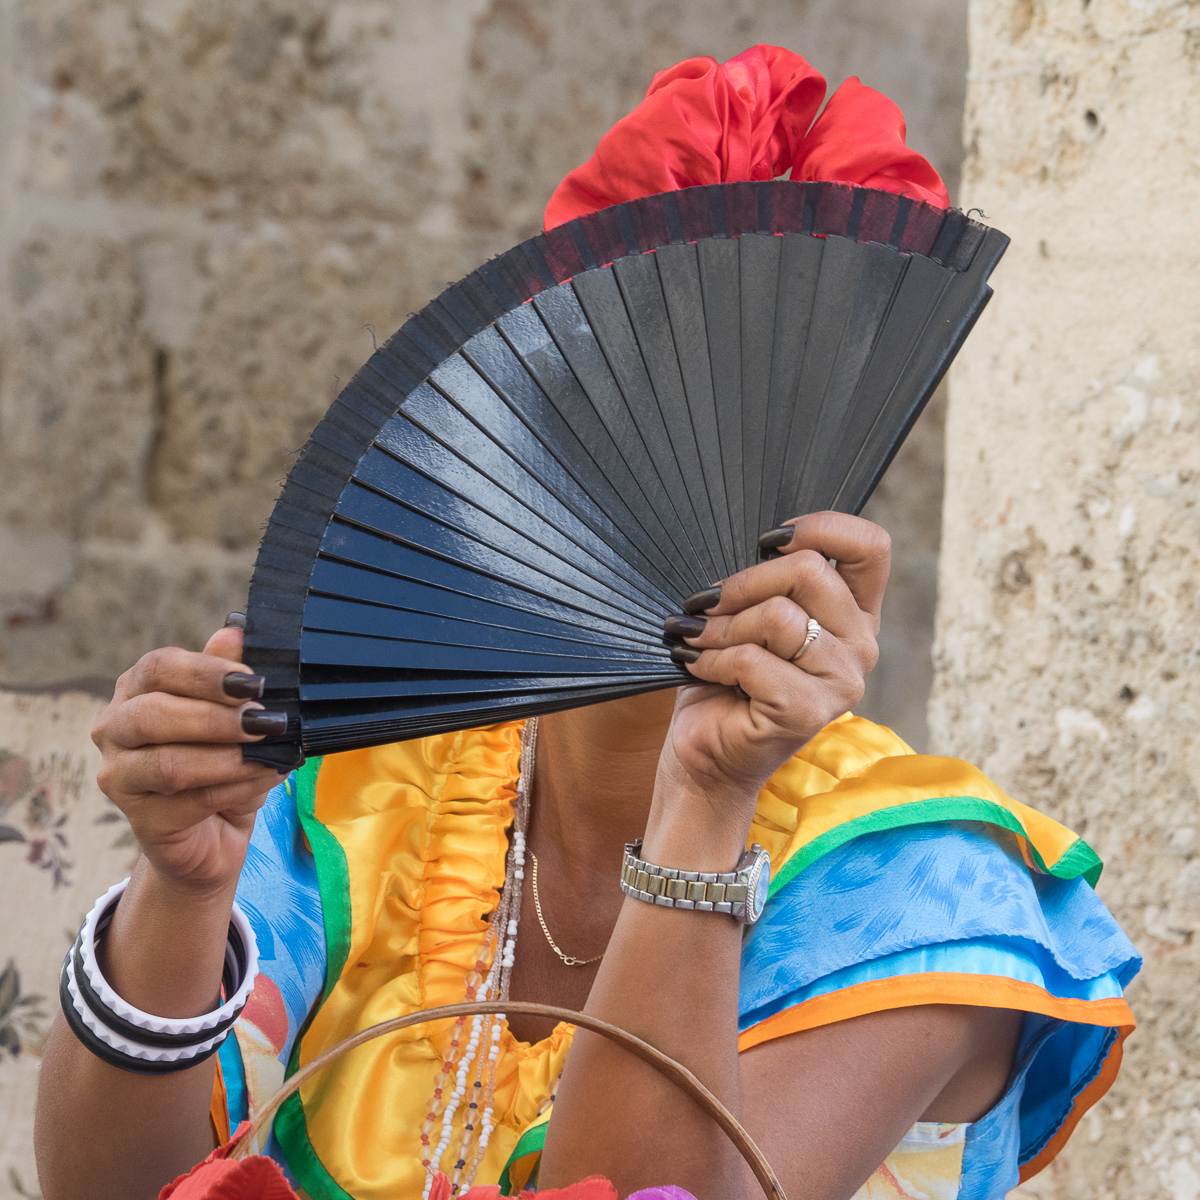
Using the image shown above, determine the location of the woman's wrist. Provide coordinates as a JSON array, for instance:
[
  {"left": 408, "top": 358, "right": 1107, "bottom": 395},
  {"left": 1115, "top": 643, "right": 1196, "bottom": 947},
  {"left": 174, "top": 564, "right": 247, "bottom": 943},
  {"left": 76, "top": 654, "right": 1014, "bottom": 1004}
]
[
  {"left": 99, "top": 857, "right": 241, "bottom": 1019},
  {"left": 642, "top": 775, "right": 759, "bottom": 874}
]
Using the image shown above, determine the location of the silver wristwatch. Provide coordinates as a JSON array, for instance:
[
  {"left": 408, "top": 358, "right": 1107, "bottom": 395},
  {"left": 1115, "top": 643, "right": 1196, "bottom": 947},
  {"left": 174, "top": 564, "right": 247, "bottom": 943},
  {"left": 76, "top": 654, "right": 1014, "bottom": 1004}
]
[{"left": 619, "top": 840, "right": 771, "bottom": 926}]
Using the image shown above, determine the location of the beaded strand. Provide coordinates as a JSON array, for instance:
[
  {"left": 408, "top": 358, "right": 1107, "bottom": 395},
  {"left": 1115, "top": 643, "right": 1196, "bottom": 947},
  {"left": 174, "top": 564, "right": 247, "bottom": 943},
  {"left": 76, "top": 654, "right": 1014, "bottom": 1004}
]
[
  {"left": 423, "top": 717, "right": 537, "bottom": 1198},
  {"left": 450, "top": 719, "right": 536, "bottom": 1194}
]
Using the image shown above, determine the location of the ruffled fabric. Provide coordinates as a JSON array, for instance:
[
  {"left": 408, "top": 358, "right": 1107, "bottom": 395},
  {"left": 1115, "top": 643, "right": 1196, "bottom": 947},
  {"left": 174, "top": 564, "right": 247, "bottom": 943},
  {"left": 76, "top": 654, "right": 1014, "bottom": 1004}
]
[
  {"left": 270, "top": 725, "right": 576, "bottom": 1200},
  {"left": 218, "top": 715, "right": 1130, "bottom": 1199},
  {"left": 790, "top": 76, "right": 948, "bottom": 204},
  {"left": 740, "top": 822, "right": 1139, "bottom": 1196},
  {"left": 544, "top": 44, "right": 948, "bottom": 230}
]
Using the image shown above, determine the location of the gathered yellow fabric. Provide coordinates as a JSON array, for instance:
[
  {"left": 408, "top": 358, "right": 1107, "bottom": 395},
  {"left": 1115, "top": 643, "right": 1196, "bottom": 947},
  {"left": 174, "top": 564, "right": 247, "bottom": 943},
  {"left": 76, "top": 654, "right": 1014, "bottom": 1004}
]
[
  {"left": 277, "top": 723, "right": 572, "bottom": 1198},
  {"left": 268, "top": 714, "right": 1101, "bottom": 1199}
]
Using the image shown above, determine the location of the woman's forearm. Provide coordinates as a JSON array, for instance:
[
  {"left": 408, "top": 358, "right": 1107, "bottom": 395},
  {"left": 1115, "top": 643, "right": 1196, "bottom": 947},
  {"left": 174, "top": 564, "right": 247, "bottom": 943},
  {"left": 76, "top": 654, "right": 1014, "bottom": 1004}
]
[
  {"left": 35, "top": 855, "right": 235, "bottom": 1200},
  {"left": 539, "top": 785, "right": 753, "bottom": 1199}
]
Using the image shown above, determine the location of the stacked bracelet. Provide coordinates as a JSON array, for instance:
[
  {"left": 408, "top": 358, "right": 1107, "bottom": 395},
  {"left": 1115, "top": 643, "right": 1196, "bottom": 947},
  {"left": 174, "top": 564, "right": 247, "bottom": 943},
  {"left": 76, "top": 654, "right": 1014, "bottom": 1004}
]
[{"left": 59, "top": 878, "right": 258, "bottom": 1074}]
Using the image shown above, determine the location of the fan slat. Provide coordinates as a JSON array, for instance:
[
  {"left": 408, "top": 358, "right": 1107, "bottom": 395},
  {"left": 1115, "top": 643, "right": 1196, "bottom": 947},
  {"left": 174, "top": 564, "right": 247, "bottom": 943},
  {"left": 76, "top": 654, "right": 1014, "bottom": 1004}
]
[
  {"left": 791, "top": 243, "right": 908, "bottom": 515},
  {"left": 300, "top": 630, "right": 666, "bottom": 676},
  {"left": 302, "top": 595, "right": 653, "bottom": 662},
  {"left": 367, "top": 419, "right": 668, "bottom": 620},
  {"left": 759, "top": 234, "right": 824, "bottom": 534},
  {"left": 299, "top": 678, "right": 682, "bottom": 753},
  {"left": 695, "top": 237, "right": 746, "bottom": 571},
  {"left": 738, "top": 234, "right": 783, "bottom": 550},
  {"left": 318, "top": 524, "right": 655, "bottom": 647},
  {"left": 335, "top": 480, "right": 658, "bottom": 635},
  {"left": 832, "top": 228, "right": 1010, "bottom": 512},
  {"left": 430, "top": 349, "right": 684, "bottom": 602},
  {"left": 531, "top": 285, "right": 713, "bottom": 586},
  {"left": 299, "top": 671, "right": 678, "bottom": 703}
]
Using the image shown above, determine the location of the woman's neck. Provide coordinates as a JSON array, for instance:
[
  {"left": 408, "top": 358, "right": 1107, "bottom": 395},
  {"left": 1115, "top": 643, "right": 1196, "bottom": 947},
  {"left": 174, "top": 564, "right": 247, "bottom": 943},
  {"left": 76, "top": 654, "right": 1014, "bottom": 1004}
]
[{"left": 528, "top": 689, "right": 676, "bottom": 878}]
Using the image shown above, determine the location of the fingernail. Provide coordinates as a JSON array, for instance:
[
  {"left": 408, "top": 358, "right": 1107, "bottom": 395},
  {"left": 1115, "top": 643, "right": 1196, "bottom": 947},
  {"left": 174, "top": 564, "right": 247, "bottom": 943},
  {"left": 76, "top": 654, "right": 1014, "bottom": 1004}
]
[
  {"left": 223, "top": 672, "right": 265, "bottom": 701},
  {"left": 664, "top": 614, "right": 707, "bottom": 639},
  {"left": 224, "top": 612, "right": 247, "bottom": 630},
  {"left": 682, "top": 585, "right": 721, "bottom": 615},
  {"left": 669, "top": 644, "right": 702, "bottom": 665},
  {"left": 241, "top": 710, "right": 288, "bottom": 737},
  {"left": 758, "top": 526, "right": 795, "bottom": 551}
]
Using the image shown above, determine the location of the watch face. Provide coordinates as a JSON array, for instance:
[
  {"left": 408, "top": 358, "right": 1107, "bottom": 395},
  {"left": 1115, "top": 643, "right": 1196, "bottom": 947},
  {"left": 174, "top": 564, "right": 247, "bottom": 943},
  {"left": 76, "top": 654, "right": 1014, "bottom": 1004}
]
[
  {"left": 746, "top": 854, "right": 770, "bottom": 924},
  {"left": 748, "top": 864, "right": 768, "bottom": 916}
]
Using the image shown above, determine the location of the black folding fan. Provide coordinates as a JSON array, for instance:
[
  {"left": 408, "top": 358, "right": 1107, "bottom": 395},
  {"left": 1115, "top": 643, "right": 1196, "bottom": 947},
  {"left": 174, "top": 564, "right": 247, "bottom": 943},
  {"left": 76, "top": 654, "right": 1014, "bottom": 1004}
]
[{"left": 241, "top": 180, "right": 1007, "bottom": 769}]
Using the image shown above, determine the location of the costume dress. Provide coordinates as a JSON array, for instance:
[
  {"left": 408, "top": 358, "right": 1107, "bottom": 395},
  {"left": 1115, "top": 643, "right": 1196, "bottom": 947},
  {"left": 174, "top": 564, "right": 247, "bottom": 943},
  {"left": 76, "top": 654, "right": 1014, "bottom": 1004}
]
[{"left": 211, "top": 714, "right": 1138, "bottom": 1200}]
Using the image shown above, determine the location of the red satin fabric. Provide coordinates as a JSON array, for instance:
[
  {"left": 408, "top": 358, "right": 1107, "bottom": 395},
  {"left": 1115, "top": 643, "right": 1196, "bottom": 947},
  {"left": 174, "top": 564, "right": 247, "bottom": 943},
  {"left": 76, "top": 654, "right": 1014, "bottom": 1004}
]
[
  {"left": 159, "top": 1132, "right": 614, "bottom": 1200},
  {"left": 544, "top": 45, "right": 948, "bottom": 230},
  {"left": 791, "top": 75, "right": 948, "bottom": 205},
  {"left": 158, "top": 1125, "right": 297, "bottom": 1200}
]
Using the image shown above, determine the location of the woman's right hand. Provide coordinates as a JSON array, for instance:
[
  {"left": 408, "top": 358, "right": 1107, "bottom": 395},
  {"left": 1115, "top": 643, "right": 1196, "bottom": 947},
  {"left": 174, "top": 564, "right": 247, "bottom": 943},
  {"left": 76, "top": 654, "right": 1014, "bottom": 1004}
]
[{"left": 91, "top": 617, "right": 285, "bottom": 894}]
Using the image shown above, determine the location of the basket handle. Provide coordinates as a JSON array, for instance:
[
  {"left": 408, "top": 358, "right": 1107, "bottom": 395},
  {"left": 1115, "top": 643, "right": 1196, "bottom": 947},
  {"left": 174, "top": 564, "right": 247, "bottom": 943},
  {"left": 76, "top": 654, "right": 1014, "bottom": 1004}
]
[{"left": 232, "top": 999, "right": 786, "bottom": 1199}]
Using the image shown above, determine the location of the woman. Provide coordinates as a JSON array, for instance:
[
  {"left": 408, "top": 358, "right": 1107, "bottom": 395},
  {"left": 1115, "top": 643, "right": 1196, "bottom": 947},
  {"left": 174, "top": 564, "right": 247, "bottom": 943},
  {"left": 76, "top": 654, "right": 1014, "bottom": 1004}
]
[{"left": 35, "top": 48, "right": 1137, "bottom": 1200}]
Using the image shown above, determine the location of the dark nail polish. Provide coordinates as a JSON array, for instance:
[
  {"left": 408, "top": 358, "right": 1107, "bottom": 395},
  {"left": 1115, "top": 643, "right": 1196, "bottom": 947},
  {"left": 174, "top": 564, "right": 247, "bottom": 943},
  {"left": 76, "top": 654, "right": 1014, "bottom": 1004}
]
[
  {"left": 224, "top": 611, "right": 247, "bottom": 630},
  {"left": 758, "top": 526, "right": 795, "bottom": 551},
  {"left": 223, "top": 672, "right": 265, "bottom": 701},
  {"left": 669, "top": 644, "right": 702, "bottom": 665},
  {"left": 241, "top": 710, "right": 288, "bottom": 737},
  {"left": 664, "top": 613, "right": 707, "bottom": 639},
  {"left": 682, "top": 585, "right": 721, "bottom": 615}
]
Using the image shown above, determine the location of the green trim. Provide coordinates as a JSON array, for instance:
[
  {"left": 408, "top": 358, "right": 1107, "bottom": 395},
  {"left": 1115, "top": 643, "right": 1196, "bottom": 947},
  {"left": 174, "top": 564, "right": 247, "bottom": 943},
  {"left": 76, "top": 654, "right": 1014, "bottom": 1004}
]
[
  {"left": 274, "top": 1090, "right": 356, "bottom": 1200},
  {"left": 766, "top": 796, "right": 1103, "bottom": 900},
  {"left": 271, "top": 757, "right": 364, "bottom": 1200},
  {"left": 290, "top": 756, "right": 352, "bottom": 1006},
  {"left": 498, "top": 1118, "right": 549, "bottom": 1195},
  {"left": 1053, "top": 837, "right": 1104, "bottom": 888}
]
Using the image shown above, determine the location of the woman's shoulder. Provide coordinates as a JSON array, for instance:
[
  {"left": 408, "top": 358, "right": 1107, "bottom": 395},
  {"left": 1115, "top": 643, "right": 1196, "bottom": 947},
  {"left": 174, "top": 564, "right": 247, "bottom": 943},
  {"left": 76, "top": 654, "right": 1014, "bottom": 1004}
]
[{"left": 751, "top": 713, "right": 1101, "bottom": 897}]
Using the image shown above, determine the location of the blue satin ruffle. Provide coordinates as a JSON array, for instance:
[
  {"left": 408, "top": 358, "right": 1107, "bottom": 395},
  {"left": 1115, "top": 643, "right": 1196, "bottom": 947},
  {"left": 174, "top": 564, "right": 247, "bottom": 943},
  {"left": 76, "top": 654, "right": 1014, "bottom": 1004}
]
[{"left": 740, "top": 820, "right": 1139, "bottom": 1198}]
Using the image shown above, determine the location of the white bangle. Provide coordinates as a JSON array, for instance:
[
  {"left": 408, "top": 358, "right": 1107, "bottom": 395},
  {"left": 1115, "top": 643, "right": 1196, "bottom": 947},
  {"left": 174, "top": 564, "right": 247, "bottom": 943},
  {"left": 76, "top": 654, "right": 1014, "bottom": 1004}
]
[
  {"left": 77, "top": 878, "right": 258, "bottom": 1038},
  {"left": 59, "top": 877, "right": 259, "bottom": 1071}
]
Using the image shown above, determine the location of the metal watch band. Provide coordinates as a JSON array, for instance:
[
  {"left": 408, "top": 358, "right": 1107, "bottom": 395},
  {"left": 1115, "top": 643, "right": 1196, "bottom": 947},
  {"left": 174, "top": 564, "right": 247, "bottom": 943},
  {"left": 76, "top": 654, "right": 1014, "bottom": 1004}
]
[{"left": 619, "top": 839, "right": 770, "bottom": 924}]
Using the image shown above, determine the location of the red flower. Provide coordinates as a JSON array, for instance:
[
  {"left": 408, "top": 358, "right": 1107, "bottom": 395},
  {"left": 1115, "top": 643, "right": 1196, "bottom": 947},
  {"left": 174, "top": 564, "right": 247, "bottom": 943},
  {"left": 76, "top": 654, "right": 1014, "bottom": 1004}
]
[
  {"left": 160, "top": 1137, "right": 621, "bottom": 1200},
  {"left": 157, "top": 1125, "right": 297, "bottom": 1200},
  {"left": 544, "top": 44, "right": 948, "bottom": 230}
]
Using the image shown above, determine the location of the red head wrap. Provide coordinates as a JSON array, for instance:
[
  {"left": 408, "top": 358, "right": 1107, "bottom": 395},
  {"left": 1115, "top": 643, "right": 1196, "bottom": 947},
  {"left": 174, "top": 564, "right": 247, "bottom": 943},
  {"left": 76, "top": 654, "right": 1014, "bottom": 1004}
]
[{"left": 544, "top": 45, "right": 949, "bottom": 230}]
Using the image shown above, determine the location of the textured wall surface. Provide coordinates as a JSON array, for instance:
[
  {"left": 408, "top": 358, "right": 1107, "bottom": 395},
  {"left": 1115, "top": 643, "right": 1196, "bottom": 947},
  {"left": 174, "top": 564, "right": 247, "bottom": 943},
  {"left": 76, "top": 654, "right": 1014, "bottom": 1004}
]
[
  {"left": 933, "top": 2, "right": 1200, "bottom": 1196},
  {"left": 0, "top": 0, "right": 968, "bottom": 748}
]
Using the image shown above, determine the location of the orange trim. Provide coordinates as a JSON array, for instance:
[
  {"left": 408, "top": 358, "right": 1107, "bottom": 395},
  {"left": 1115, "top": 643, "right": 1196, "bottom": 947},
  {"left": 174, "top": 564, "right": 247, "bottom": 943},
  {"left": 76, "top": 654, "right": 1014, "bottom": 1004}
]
[
  {"left": 1019, "top": 1025, "right": 1131, "bottom": 1182},
  {"left": 737, "top": 973, "right": 1135, "bottom": 1051},
  {"left": 210, "top": 1054, "right": 231, "bottom": 1147}
]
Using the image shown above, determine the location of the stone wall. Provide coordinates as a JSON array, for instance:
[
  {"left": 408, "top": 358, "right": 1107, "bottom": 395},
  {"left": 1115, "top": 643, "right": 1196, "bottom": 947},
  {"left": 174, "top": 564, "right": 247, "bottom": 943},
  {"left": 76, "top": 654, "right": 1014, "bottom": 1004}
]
[
  {"left": 0, "top": 0, "right": 967, "bottom": 748},
  {"left": 933, "top": 2, "right": 1200, "bottom": 1196}
]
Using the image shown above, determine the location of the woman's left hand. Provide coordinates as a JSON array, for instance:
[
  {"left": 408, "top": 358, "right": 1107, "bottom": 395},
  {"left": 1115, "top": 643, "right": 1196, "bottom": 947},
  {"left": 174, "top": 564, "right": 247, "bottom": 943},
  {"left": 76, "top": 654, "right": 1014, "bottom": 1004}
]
[{"left": 661, "top": 511, "right": 890, "bottom": 820}]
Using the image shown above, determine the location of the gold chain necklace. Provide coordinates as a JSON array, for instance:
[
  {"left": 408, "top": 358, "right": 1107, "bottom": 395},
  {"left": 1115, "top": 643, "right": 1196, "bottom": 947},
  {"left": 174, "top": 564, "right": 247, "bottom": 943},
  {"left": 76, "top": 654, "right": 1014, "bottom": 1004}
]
[{"left": 528, "top": 848, "right": 605, "bottom": 967}]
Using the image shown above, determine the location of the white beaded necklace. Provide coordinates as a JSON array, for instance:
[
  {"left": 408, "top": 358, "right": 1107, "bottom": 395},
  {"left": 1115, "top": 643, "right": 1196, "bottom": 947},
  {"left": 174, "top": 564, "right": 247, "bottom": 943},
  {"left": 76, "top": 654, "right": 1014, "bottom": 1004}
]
[{"left": 420, "top": 717, "right": 538, "bottom": 1198}]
